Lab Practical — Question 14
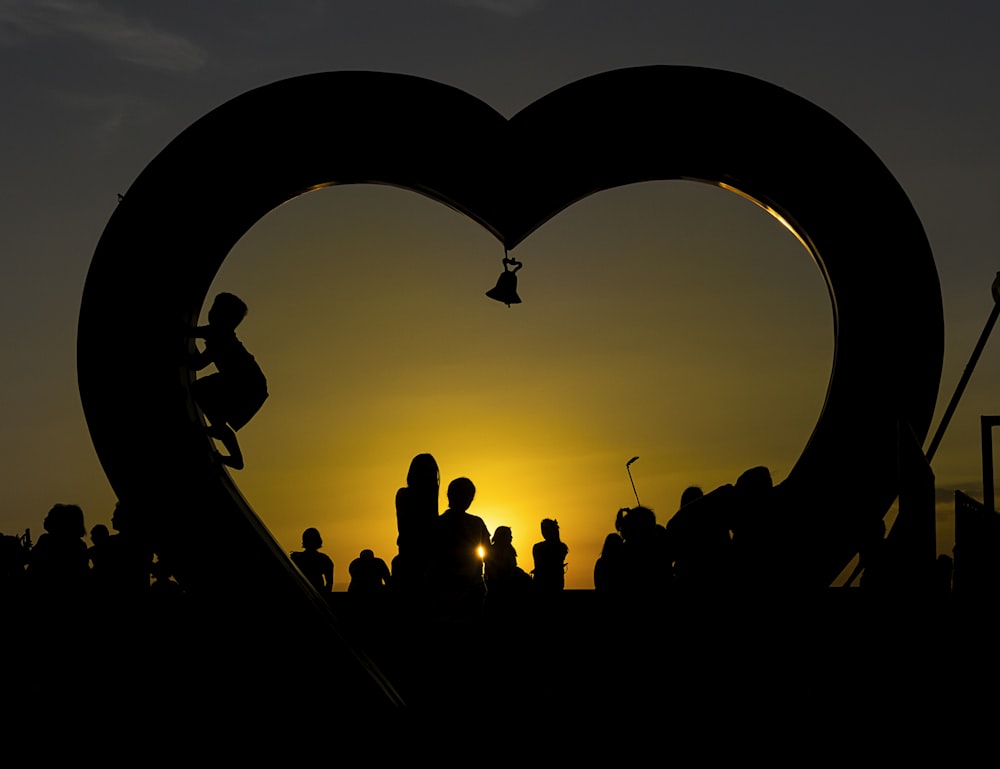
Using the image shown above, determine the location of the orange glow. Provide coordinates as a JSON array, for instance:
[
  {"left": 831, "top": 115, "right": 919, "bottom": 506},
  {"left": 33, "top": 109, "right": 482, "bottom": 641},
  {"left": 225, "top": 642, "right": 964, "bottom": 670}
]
[
  {"left": 210, "top": 181, "right": 833, "bottom": 590},
  {"left": 716, "top": 182, "right": 812, "bottom": 253}
]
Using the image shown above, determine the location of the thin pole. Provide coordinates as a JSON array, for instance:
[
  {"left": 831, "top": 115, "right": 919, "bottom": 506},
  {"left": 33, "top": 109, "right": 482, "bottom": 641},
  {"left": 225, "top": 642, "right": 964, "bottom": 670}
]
[
  {"left": 626, "top": 456, "right": 640, "bottom": 506},
  {"left": 925, "top": 272, "right": 1000, "bottom": 463}
]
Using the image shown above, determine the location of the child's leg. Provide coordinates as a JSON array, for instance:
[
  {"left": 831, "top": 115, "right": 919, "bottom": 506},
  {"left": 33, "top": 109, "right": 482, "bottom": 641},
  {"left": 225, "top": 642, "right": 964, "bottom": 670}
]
[{"left": 207, "top": 423, "right": 245, "bottom": 470}]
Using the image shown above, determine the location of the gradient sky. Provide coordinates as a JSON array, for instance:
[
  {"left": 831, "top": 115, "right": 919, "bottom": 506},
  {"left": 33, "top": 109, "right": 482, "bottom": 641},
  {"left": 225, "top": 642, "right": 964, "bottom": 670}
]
[{"left": 2, "top": 1, "right": 999, "bottom": 589}]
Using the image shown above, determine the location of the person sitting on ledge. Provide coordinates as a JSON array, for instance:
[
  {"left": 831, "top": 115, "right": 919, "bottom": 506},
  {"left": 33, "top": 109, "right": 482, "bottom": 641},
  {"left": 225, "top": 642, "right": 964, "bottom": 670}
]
[
  {"left": 290, "top": 528, "right": 334, "bottom": 593},
  {"left": 532, "top": 518, "right": 568, "bottom": 593},
  {"left": 429, "top": 477, "right": 491, "bottom": 617},
  {"left": 349, "top": 549, "right": 391, "bottom": 594}
]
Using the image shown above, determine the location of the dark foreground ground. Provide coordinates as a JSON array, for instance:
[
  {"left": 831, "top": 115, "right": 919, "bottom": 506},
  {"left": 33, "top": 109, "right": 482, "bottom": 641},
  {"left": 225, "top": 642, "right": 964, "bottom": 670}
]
[{"left": 5, "top": 588, "right": 993, "bottom": 755}]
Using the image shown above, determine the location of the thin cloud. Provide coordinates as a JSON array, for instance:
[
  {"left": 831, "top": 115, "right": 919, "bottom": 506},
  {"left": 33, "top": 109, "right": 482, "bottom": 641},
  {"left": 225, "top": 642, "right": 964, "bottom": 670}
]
[
  {"left": 51, "top": 88, "right": 168, "bottom": 148},
  {"left": 449, "top": 0, "right": 545, "bottom": 17},
  {"left": 0, "top": 0, "right": 206, "bottom": 72}
]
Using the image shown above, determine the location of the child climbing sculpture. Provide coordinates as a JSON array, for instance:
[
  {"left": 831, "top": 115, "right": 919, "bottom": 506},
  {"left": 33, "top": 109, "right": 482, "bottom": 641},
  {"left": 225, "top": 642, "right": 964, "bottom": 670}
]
[{"left": 189, "top": 292, "right": 268, "bottom": 470}]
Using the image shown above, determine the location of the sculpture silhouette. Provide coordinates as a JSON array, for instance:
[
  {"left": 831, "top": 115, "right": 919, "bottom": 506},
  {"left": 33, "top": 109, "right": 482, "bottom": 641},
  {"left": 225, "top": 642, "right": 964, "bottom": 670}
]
[{"left": 77, "top": 66, "right": 945, "bottom": 705}]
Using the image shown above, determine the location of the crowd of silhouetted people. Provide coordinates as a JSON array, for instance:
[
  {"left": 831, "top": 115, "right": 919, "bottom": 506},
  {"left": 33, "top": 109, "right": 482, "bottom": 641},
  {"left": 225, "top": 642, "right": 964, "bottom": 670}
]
[
  {"left": 373, "top": 454, "right": 573, "bottom": 619},
  {"left": 289, "top": 454, "right": 792, "bottom": 622},
  {"left": 0, "top": 499, "right": 183, "bottom": 623},
  {"left": 592, "top": 466, "right": 775, "bottom": 604},
  {"left": 283, "top": 458, "right": 572, "bottom": 622},
  {"left": 2, "top": 450, "right": 947, "bottom": 632}
]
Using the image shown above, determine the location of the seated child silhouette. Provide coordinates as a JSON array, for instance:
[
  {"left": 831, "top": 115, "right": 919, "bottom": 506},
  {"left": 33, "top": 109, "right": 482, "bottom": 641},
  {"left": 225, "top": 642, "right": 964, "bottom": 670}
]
[
  {"left": 189, "top": 292, "right": 268, "bottom": 470},
  {"left": 348, "top": 549, "right": 391, "bottom": 594},
  {"left": 290, "top": 527, "right": 334, "bottom": 593},
  {"left": 531, "top": 518, "right": 568, "bottom": 592}
]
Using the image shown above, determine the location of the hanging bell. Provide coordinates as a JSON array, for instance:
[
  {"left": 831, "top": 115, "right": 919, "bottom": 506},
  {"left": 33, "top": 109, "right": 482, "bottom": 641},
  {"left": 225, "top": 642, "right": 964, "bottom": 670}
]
[
  {"left": 486, "top": 270, "right": 521, "bottom": 307},
  {"left": 486, "top": 255, "right": 523, "bottom": 307}
]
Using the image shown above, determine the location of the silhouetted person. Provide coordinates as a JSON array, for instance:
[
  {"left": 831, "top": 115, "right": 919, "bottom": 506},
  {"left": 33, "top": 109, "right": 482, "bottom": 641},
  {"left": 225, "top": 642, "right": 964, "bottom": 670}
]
[
  {"left": 27, "top": 503, "right": 89, "bottom": 600},
  {"left": 679, "top": 485, "right": 704, "bottom": 508},
  {"left": 392, "top": 453, "right": 440, "bottom": 591},
  {"left": 615, "top": 506, "right": 673, "bottom": 599},
  {"left": 89, "top": 524, "right": 110, "bottom": 558},
  {"left": 290, "top": 528, "right": 334, "bottom": 593},
  {"left": 728, "top": 466, "right": 777, "bottom": 590},
  {"left": 429, "top": 477, "right": 491, "bottom": 618},
  {"left": 593, "top": 532, "right": 626, "bottom": 596},
  {"left": 97, "top": 501, "right": 154, "bottom": 603},
  {"left": 0, "top": 530, "right": 29, "bottom": 595},
  {"left": 87, "top": 523, "right": 111, "bottom": 590},
  {"left": 349, "top": 549, "right": 391, "bottom": 594},
  {"left": 532, "top": 519, "right": 568, "bottom": 593},
  {"left": 485, "top": 526, "right": 530, "bottom": 586},
  {"left": 189, "top": 292, "right": 268, "bottom": 470},
  {"left": 484, "top": 526, "right": 531, "bottom": 611},
  {"left": 665, "top": 485, "right": 734, "bottom": 595}
]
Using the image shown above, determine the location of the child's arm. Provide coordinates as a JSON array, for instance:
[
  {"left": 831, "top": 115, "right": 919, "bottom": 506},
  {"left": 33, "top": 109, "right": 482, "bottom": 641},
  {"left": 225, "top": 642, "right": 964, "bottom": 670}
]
[
  {"left": 189, "top": 347, "right": 212, "bottom": 371},
  {"left": 186, "top": 326, "right": 213, "bottom": 370}
]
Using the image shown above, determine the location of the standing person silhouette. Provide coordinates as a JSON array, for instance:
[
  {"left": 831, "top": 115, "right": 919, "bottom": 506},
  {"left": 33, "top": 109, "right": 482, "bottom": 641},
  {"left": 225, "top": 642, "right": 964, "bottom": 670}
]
[
  {"left": 189, "top": 292, "right": 268, "bottom": 470},
  {"left": 532, "top": 518, "right": 568, "bottom": 593},
  {"left": 392, "top": 453, "right": 440, "bottom": 591},
  {"left": 290, "top": 528, "right": 334, "bottom": 594}
]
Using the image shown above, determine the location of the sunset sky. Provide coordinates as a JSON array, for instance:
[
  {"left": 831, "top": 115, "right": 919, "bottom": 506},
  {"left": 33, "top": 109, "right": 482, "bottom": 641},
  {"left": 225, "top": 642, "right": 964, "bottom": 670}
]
[{"left": 3, "top": 1, "right": 1000, "bottom": 589}]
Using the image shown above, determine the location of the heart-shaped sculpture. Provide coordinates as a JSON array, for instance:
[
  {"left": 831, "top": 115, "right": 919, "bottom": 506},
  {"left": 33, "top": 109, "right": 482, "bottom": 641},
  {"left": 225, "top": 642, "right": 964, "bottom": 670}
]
[{"left": 78, "top": 67, "right": 942, "bottom": 697}]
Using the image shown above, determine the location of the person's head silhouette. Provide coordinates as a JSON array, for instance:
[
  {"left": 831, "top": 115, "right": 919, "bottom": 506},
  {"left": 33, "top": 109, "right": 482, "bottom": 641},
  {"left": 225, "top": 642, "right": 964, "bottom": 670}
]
[
  {"left": 446, "top": 477, "right": 476, "bottom": 512},
  {"left": 680, "top": 486, "right": 704, "bottom": 508},
  {"left": 207, "top": 292, "right": 248, "bottom": 331},
  {"left": 407, "top": 453, "right": 440, "bottom": 490},
  {"left": 90, "top": 523, "right": 110, "bottom": 545},
  {"left": 44, "top": 503, "right": 86, "bottom": 538},
  {"left": 302, "top": 527, "right": 323, "bottom": 551}
]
